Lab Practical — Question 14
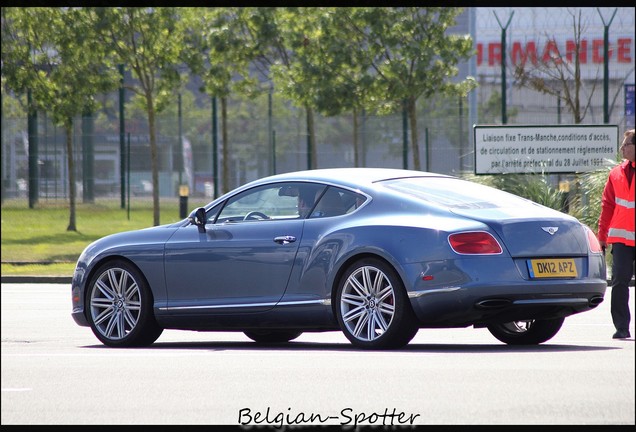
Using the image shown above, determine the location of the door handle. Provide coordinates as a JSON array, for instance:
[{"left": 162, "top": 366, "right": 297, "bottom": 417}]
[{"left": 274, "top": 235, "right": 296, "bottom": 244}]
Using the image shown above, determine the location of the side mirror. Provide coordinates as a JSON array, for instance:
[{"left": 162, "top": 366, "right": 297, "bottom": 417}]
[{"left": 188, "top": 207, "right": 207, "bottom": 233}]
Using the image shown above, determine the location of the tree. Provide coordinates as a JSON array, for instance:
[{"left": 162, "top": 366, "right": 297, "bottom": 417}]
[
  {"left": 240, "top": 7, "right": 324, "bottom": 169},
  {"left": 89, "top": 7, "right": 188, "bottom": 226},
  {"left": 340, "top": 8, "right": 477, "bottom": 170},
  {"left": 183, "top": 7, "right": 262, "bottom": 193},
  {"left": 1, "top": 7, "right": 118, "bottom": 231},
  {"left": 286, "top": 8, "right": 379, "bottom": 168},
  {"left": 478, "top": 90, "right": 518, "bottom": 124},
  {"left": 0, "top": 80, "right": 26, "bottom": 204}
]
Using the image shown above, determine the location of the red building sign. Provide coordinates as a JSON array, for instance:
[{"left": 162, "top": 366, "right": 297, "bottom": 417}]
[{"left": 477, "top": 37, "right": 633, "bottom": 67}]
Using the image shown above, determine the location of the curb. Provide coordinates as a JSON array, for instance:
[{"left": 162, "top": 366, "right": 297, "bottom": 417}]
[{"left": 1, "top": 276, "right": 72, "bottom": 284}]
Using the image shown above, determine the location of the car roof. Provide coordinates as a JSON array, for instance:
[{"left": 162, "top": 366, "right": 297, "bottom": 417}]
[
  {"left": 198, "top": 168, "right": 456, "bottom": 214},
  {"left": 252, "top": 168, "right": 452, "bottom": 190}
]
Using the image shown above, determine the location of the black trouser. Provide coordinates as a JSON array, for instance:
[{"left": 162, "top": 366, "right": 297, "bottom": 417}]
[{"left": 610, "top": 243, "right": 636, "bottom": 331}]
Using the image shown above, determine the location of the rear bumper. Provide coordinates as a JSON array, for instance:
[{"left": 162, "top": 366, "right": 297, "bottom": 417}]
[{"left": 408, "top": 279, "right": 607, "bottom": 327}]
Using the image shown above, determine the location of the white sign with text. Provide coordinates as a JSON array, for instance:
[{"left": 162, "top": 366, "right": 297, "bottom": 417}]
[{"left": 474, "top": 124, "right": 619, "bottom": 174}]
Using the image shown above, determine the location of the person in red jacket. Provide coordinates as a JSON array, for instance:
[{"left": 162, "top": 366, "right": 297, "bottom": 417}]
[{"left": 598, "top": 128, "right": 635, "bottom": 340}]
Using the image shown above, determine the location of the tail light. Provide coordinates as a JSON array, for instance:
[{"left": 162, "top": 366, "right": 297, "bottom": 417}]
[
  {"left": 448, "top": 231, "right": 503, "bottom": 255},
  {"left": 584, "top": 225, "right": 603, "bottom": 253}
]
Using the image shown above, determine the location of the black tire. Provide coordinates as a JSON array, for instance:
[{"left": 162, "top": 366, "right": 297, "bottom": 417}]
[
  {"left": 86, "top": 260, "right": 163, "bottom": 347},
  {"left": 244, "top": 330, "right": 302, "bottom": 343},
  {"left": 335, "top": 257, "right": 419, "bottom": 349},
  {"left": 487, "top": 317, "right": 564, "bottom": 345}
]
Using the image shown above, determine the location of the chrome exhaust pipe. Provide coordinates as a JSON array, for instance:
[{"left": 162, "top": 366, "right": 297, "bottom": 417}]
[
  {"left": 475, "top": 299, "right": 512, "bottom": 309},
  {"left": 589, "top": 296, "right": 604, "bottom": 307}
]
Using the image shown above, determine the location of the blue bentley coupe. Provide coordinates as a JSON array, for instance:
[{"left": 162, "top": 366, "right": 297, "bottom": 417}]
[{"left": 71, "top": 168, "right": 606, "bottom": 349}]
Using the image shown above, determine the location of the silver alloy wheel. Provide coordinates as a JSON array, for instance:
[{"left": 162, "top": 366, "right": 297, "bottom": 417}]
[
  {"left": 340, "top": 265, "right": 395, "bottom": 342},
  {"left": 90, "top": 267, "right": 142, "bottom": 341},
  {"left": 501, "top": 320, "right": 534, "bottom": 333},
  {"left": 487, "top": 317, "right": 563, "bottom": 345}
]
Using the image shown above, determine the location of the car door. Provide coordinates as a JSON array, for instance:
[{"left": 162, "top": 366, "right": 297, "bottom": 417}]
[{"left": 163, "top": 182, "right": 312, "bottom": 314}]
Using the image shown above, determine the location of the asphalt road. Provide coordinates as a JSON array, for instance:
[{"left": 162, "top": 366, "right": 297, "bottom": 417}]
[{"left": 1, "top": 283, "right": 634, "bottom": 426}]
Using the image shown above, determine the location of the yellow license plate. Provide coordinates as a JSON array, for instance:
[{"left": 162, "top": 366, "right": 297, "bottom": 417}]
[{"left": 527, "top": 258, "right": 577, "bottom": 278}]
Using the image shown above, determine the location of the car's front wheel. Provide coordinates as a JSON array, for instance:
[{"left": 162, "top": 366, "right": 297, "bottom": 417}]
[
  {"left": 335, "top": 258, "right": 419, "bottom": 349},
  {"left": 244, "top": 330, "right": 302, "bottom": 343},
  {"left": 487, "top": 317, "right": 564, "bottom": 345},
  {"left": 86, "top": 260, "right": 163, "bottom": 347}
]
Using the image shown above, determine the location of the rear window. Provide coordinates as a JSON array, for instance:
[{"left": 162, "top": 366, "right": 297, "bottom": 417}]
[{"left": 380, "top": 177, "right": 532, "bottom": 210}]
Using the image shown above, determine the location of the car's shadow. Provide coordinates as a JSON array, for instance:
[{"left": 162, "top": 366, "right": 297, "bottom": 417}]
[{"left": 83, "top": 339, "right": 626, "bottom": 353}]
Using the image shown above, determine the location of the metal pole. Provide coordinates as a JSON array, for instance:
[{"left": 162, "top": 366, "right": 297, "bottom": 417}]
[
  {"left": 177, "top": 94, "right": 188, "bottom": 216},
  {"left": 43, "top": 112, "right": 48, "bottom": 201},
  {"left": 212, "top": 96, "right": 218, "bottom": 199},
  {"left": 597, "top": 8, "right": 617, "bottom": 124},
  {"left": 27, "top": 88, "right": 38, "bottom": 208},
  {"left": 268, "top": 85, "right": 273, "bottom": 175},
  {"left": 272, "top": 129, "right": 277, "bottom": 175},
  {"left": 118, "top": 64, "right": 126, "bottom": 209},
  {"left": 361, "top": 108, "right": 367, "bottom": 167},
  {"left": 501, "top": 26, "right": 507, "bottom": 124},
  {"left": 1, "top": 90, "right": 4, "bottom": 204},
  {"left": 82, "top": 108, "right": 94, "bottom": 203},
  {"left": 178, "top": 92, "right": 183, "bottom": 186},
  {"left": 425, "top": 127, "right": 430, "bottom": 172},
  {"left": 54, "top": 124, "right": 58, "bottom": 198},
  {"left": 557, "top": 91, "right": 562, "bottom": 124},
  {"left": 306, "top": 108, "right": 311, "bottom": 170},
  {"left": 402, "top": 100, "right": 408, "bottom": 170},
  {"left": 458, "top": 96, "right": 463, "bottom": 172},
  {"left": 127, "top": 132, "right": 131, "bottom": 221},
  {"left": 468, "top": 7, "right": 478, "bottom": 173},
  {"left": 494, "top": 11, "right": 514, "bottom": 125}
]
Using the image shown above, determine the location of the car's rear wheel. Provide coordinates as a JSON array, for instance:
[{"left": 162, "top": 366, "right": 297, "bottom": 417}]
[
  {"left": 86, "top": 260, "right": 163, "bottom": 347},
  {"left": 335, "top": 258, "right": 419, "bottom": 349},
  {"left": 487, "top": 317, "right": 564, "bottom": 345},
  {"left": 244, "top": 330, "right": 302, "bottom": 343}
]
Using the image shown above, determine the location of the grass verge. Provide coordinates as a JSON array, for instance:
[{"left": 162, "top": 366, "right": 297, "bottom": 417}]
[{"left": 1, "top": 197, "right": 209, "bottom": 276}]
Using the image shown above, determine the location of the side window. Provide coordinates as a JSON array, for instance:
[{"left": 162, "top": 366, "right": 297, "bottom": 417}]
[
  {"left": 309, "top": 187, "right": 366, "bottom": 218},
  {"left": 204, "top": 204, "right": 222, "bottom": 224},
  {"left": 215, "top": 183, "right": 309, "bottom": 223},
  {"left": 275, "top": 182, "right": 326, "bottom": 219}
]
